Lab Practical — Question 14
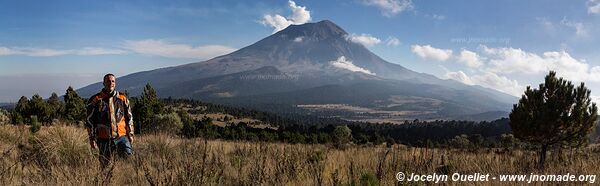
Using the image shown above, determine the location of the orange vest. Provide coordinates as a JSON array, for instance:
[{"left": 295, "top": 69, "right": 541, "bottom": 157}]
[{"left": 86, "top": 90, "right": 134, "bottom": 140}]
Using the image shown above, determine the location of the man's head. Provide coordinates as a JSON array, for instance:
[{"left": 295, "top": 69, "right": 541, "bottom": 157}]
[{"left": 103, "top": 73, "right": 116, "bottom": 93}]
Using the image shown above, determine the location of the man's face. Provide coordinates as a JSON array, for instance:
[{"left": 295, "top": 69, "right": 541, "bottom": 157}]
[{"left": 103, "top": 75, "right": 116, "bottom": 92}]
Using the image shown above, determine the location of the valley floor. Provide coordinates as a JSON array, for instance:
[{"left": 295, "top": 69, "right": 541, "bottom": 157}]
[{"left": 1, "top": 125, "right": 599, "bottom": 185}]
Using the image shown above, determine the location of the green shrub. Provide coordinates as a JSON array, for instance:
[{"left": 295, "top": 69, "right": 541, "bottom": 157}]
[
  {"left": 333, "top": 125, "right": 352, "bottom": 148},
  {"left": 448, "top": 134, "right": 470, "bottom": 149},
  {"left": 500, "top": 133, "right": 518, "bottom": 148},
  {"left": 30, "top": 115, "right": 41, "bottom": 134},
  {"left": 150, "top": 112, "right": 183, "bottom": 135}
]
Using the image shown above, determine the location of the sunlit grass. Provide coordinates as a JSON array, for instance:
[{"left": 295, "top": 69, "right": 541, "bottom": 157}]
[{"left": 1, "top": 125, "right": 598, "bottom": 185}]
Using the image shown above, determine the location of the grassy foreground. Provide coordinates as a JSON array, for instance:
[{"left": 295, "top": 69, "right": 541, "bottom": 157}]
[{"left": 1, "top": 125, "right": 599, "bottom": 185}]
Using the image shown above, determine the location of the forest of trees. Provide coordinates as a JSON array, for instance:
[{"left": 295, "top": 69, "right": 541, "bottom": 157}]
[
  {"left": 170, "top": 100, "right": 515, "bottom": 148},
  {"left": 10, "top": 86, "right": 85, "bottom": 125},
  {"left": 156, "top": 97, "right": 521, "bottom": 148},
  {"left": 4, "top": 81, "right": 599, "bottom": 149}
]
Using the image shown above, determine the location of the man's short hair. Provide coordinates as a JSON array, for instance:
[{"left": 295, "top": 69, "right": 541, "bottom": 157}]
[{"left": 103, "top": 73, "right": 115, "bottom": 81}]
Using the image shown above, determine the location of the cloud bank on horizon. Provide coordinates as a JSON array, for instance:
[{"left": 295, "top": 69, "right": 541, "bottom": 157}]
[
  {"left": 121, "top": 39, "right": 236, "bottom": 59},
  {"left": 0, "top": 40, "right": 236, "bottom": 59},
  {"left": 419, "top": 44, "right": 600, "bottom": 97}
]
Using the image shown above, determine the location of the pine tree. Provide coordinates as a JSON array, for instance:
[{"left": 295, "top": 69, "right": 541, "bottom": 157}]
[
  {"left": 333, "top": 125, "right": 352, "bottom": 148},
  {"left": 64, "top": 86, "right": 86, "bottom": 122},
  {"left": 15, "top": 96, "right": 30, "bottom": 122},
  {"left": 179, "top": 110, "right": 196, "bottom": 138},
  {"left": 11, "top": 110, "right": 24, "bottom": 125},
  {"left": 47, "top": 92, "right": 65, "bottom": 121},
  {"left": 509, "top": 71, "right": 598, "bottom": 168},
  {"left": 133, "top": 83, "right": 164, "bottom": 134},
  {"left": 29, "top": 94, "right": 51, "bottom": 123}
]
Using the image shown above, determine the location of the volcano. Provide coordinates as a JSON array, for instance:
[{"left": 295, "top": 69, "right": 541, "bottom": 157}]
[{"left": 78, "top": 20, "right": 516, "bottom": 121}]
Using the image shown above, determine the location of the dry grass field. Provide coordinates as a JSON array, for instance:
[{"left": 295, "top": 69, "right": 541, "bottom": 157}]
[{"left": 1, "top": 124, "right": 599, "bottom": 185}]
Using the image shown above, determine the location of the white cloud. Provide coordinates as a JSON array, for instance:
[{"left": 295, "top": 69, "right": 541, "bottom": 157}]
[
  {"left": 362, "top": 0, "right": 413, "bottom": 17},
  {"left": 445, "top": 70, "right": 473, "bottom": 85},
  {"left": 560, "top": 17, "right": 589, "bottom": 37},
  {"left": 261, "top": 0, "right": 312, "bottom": 33},
  {"left": 0, "top": 47, "right": 19, "bottom": 56},
  {"left": 0, "top": 46, "right": 125, "bottom": 57},
  {"left": 261, "top": 15, "right": 291, "bottom": 33},
  {"left": 424, "top": 14, "right": 446, "bottom": 20},
  {"left": 483, "top": 46, "right": 549, "bottom": 74},
  {"left": 457, "top": 49, "right": 483, "bottom": 68},
  {"left": 330, "top": 56, "right": 375, "bottom": 75},
  {"left": 438, "top": 45, "right": 600, "bottom": 98},
  {"left": 0, "top": 40, "right": 233, "bottom": 59},
  {"left": 439, "top": 46, "right": 600, "bottom": 97},
  {"left": 385, "top": 37, "right": 401, "bottom": 46},
  {"left": 431, "top": 14, "right": 446, "bottom": 20},
  {"left": 537, "top": 17, "right": 590, "bottom": 37},
  {"left": 573, "top": 24, "right": 588, "bottom": 37},
  {"left": 481, "top": 45, "right": 600, "bottom": 83},
  {"left": 346, "top": 33, "right": 381, "bottom": 47},
  {"left": 288, "top": 0, "right": 311, "bottom": 24},
  {"left": 122, "top": 39, "right": 236, "bottom": 59},
  {"left": 20, "top": 48, "right": 70, "bottom": 56},
  {"left": 470, "top": 71, "right": 524, "bottom": 97},
  {"left": 443, "top": 68, "right": 524, "bottom": 97},
  {"left": 542, "top": 51, "right": 591, "bottom": 82},
  {"left": 411, "top": 44, "right": 453, "bottom": 61},
  {"left": 293, "top": 36, "right": 304, "bottom": 42},
  {"left": 588, "top": 0, "right": 600, "bottom": 14},
  {"left": 74, "top": 47, "right": 127, "bottom": 55}
]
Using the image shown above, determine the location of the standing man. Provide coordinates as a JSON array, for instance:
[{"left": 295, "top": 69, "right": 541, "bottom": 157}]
[{"left": 86, "top": 73, "right": 134, "bottom": 168}]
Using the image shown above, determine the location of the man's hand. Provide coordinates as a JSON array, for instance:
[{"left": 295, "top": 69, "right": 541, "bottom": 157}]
[
  {"left": 90, "top": 140, "right": 97, "bottom": 149},
  {"left": 128, "top": 135, "right": 134, "bottom": 144}
]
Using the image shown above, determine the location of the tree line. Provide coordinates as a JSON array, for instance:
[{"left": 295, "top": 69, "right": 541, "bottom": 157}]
[
  {"left": 174, "top": 102, "right": 516, "bottom": 148},
  {"left": 157, "top": 97, "right": 520, "bottom": 148},
  {"left": 4, "top": 84, "right": 519, "bottom": 148},
  {"left": 11, "top": 86, "right": 86, "bottom": 125}
]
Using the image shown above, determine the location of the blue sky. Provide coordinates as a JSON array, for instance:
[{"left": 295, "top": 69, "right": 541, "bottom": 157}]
[{"left": 1, "top": 0, "right": 600, "bottom": 102}]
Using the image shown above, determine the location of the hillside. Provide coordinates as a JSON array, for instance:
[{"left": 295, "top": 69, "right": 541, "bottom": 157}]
[{"left": 77, "top": 20, "right": 517, "bottom": 122}]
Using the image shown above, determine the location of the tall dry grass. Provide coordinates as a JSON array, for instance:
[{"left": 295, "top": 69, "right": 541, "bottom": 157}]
[{"left": 1, "top": 125, "right": 599, "bottom": 185}]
